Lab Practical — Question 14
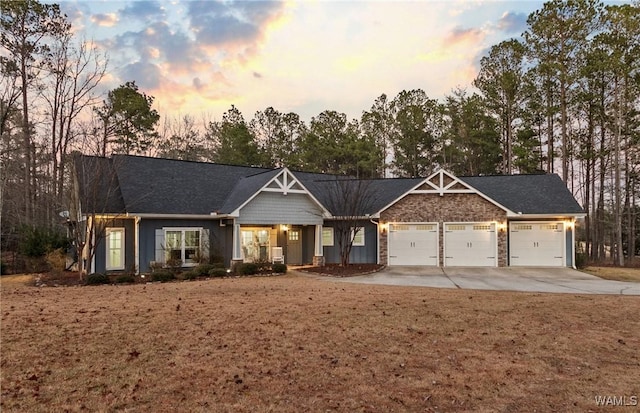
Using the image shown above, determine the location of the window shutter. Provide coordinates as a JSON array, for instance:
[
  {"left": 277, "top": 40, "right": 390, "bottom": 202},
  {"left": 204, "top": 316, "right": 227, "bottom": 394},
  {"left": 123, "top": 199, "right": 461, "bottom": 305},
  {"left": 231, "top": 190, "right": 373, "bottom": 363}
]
[
  {"left": 155, "top": 229, "right": 165, "bottom": 264},
  {"left": 200, "top": 228, "right": 210, "bottom": 261}
]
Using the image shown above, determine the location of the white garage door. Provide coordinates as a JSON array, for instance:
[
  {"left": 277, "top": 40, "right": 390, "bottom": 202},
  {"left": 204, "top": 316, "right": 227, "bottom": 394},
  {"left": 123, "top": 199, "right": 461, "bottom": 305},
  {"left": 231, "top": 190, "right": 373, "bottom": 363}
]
[
  {"left": 510, "top": 222, "right": 564, "bottom": 266},
  {"left": 388, "top": 223, "right": 438, "bottom": 266},
  {"left": 444, "top": 223, "right": 497, "bottom": 266}
]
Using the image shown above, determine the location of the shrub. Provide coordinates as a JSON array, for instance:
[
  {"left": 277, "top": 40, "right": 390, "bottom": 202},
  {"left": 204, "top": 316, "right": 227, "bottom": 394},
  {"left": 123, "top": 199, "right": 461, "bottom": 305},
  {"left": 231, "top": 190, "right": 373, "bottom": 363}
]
[
  {"left": 272, "top": 263, "right": 287, "bottom": 274},
  {"left": 208, "top": 268, "right": 228, "bottom": 277},
  {"left": 45, "top": 248, "right": 67, "bottom": 274},
  {"left": 19, "top": 226, "right": 69, "bottom": 258},
  {"left": 575, "top": 252, "right": 588, "bottom": 269},
  {"left": 182, "top": 270, "right": 199, "bottom": 280},
  {"left": 0, "top": 260, "right": 6, "bottom": 275},
  {"left": 210, "top": 262, "right": 226, "bottom": 269},
  {"left": 151, "top": 270, "right": 175, "bottom": 283},
  {"left": 236, "top": 262, "right": 258, "bottom": 276},
  {"left": 115, "top": 274, "right": 136, "bottom": 284},
  {"left": 86, "top": 273, "right": 110, "bottom": 285},
  {"left": 253, "top": 258, "right": 271, "bottom": 273},
  {"left": 193, "top": 263, "right": 217, "bottom": 276},
  {"left": 165, "top": 258, "right": 182, "bottom": 274}
]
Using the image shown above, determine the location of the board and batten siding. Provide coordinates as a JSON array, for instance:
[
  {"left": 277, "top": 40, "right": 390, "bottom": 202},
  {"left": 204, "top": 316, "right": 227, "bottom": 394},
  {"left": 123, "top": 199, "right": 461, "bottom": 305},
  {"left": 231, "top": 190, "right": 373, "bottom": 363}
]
[
  {"left": 237, "top": 192, "right": 323, "bottom": 225},
  {"left": 322, "top": 220, "right": 378, "bottom": 264},
  {"left": 94, "top": 218, "right": 135, "bottom": 273}
]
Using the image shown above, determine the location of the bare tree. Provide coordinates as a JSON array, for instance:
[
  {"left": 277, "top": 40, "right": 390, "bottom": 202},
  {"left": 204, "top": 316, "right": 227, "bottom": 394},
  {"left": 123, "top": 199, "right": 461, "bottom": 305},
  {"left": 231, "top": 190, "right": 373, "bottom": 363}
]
[{"left": 320, "top": 178, "right": 379, "bottom": 266}]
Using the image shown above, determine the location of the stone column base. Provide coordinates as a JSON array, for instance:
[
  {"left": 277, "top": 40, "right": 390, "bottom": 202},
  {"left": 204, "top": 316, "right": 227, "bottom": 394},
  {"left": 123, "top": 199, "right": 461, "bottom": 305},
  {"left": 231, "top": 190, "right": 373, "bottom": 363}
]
[{"left": 313, "top": 255, "right": 325, "bottom": 266}]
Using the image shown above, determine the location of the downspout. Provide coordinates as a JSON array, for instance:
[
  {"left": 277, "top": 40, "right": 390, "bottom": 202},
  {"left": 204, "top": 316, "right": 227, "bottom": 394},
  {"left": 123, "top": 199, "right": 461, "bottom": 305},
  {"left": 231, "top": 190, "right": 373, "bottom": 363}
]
[
  {"left": 571, "top": 219, "right": 576, "bottom": 269},
  {"left": 134, "top": 217, "right": 140, "bottom": 274}
]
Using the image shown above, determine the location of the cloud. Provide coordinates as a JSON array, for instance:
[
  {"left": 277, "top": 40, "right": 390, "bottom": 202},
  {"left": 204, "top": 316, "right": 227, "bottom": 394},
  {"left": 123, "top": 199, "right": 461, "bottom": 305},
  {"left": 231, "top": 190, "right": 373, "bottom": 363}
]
[
  {"left": 119, "top": 61, "right": 163, "bottom": 89},
  {"left": 90, "top": 13, "right": 118, "bottom": 27},
  {"left": 187, "top": 0, "right": 285, "bottom": 47},
  {"left": 496, "top": 12, "right": 528, "bottom": 34},
  {"left": 445, "top": 26, "right": 484, "bottom": 46},
  {"left": 120, "top": 1, "right": 165, "bottom": 22}
]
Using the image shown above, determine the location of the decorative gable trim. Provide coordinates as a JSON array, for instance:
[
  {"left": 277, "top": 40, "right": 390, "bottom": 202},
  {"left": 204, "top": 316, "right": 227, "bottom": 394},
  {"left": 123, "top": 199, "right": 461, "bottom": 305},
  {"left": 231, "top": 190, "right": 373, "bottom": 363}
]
[
  {"left": 410, "top": 169, "right": 475, "bottom": 196},
  {"left": 231, "top": 168, "right": 331, "bottom": 217},
  {"left": 377, "top": 169, "right": 515, "bottom": 215},
  {"left": 262, "top": 169, "right": 306, "bottom": 195}
]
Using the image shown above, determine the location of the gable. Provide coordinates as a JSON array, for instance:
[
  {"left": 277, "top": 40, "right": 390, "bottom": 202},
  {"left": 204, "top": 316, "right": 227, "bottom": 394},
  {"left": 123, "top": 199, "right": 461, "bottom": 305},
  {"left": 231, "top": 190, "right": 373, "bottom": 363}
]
[{"left": 237, "top": 192, "right": 324, "bottom": 225}]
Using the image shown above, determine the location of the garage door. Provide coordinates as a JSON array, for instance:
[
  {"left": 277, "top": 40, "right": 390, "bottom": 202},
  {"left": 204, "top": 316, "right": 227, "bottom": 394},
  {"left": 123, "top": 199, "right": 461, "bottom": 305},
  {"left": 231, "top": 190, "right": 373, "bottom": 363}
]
[
  {"left": 510, "top": 222, "right": 564, "bottom": 266},
  {"left": 388, "top": 223, "right": 438, "bottom": 266},
  {"left": 444, "top": 223, "right": 496, "bottom": 266}
]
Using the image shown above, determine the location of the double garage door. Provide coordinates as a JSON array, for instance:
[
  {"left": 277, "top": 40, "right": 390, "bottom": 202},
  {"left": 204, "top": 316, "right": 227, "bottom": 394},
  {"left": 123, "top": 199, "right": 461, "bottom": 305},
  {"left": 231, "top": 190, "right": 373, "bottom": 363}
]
[{"left": 388, "top": 222, "right": 497, "bottom": 266}]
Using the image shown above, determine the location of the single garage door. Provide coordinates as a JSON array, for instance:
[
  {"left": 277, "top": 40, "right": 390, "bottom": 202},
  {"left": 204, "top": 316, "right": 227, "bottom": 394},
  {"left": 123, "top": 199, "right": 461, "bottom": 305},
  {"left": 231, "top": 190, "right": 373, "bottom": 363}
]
[
  {"left": 444, "top": 222, "right": 497, "bottom": 266},
  {"left": 510, "top": 222, "right": 564, "bottom": 266},
  {"left": 388, "top": 223, "right": 438, "bottom": 266}
]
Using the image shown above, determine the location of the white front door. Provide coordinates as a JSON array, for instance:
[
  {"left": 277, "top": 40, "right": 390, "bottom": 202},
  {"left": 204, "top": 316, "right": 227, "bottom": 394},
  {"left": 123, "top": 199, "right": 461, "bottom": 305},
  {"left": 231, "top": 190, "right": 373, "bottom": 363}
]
[
  {"left": 388, "top": 223, "right": 438, "bottom": 266},
  {"left": 444, "top": 223, "right": 497, "bottom": 267},
  {"left": 106, "top": 228, "right": 125, "bottom": 270},
  {"left": 510, "top": 222, "right": 564, "bottom": 266}
]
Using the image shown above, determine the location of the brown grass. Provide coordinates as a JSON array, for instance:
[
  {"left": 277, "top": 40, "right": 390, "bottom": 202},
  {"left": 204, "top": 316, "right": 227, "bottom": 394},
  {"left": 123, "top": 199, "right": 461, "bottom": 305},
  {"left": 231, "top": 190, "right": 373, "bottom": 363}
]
[
  {"left": 1, "top": 273, "right": 639, "bottom": 412},
  {"left": 584, "top": 266, "right": 640, "bottom": 282}
]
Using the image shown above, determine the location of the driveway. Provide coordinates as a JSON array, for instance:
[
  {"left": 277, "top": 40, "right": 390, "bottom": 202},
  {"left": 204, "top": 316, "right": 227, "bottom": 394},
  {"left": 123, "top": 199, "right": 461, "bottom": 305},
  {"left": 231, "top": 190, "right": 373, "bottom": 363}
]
[{"left": 327, "top": 266, "right": 640, "bottom": 295}]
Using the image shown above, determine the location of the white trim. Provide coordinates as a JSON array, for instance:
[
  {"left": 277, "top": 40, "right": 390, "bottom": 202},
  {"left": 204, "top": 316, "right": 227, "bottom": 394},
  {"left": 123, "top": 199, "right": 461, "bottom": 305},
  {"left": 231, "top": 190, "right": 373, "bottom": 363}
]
[
  {"left": 231, "top": 168, "right": 331, "bottom": 218},
  {"left": 314, "top": 224, "right": 323, "bottom": 257},
  {"left": 377, "top": 169, "right": 515, "bottom": 216},
  {"left": 134, "top": 218, "right": 140, "bottom": 274},
  {"left": 322, "top": 227, "right": 335, "bottom": 247},
  {"left": 163, "top": 227, "right": 203, "bottom": 267},
  {"left": 105, "top": 227, "right": 126, "bottom": 271},
  {"left": 508, "top": 213, "right": 586, "bottom": 219}
]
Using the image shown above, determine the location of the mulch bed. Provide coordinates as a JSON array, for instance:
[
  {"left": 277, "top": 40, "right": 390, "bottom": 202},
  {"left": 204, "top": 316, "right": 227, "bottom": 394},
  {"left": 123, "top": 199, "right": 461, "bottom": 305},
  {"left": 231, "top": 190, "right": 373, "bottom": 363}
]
[{"left": 299, "top": 263, "right": 384, "bottom": 277}]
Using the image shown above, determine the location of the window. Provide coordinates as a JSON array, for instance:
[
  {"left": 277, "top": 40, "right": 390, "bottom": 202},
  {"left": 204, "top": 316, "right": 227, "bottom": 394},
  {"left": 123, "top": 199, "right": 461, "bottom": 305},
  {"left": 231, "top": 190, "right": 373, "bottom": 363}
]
[
  {"left": 351, "top": 227, "right": 365, "bottom": 246},
  {"left": 105, "top": 228, "right": 125, "bottom": 270},
  {"left": 165, "top": 228, "right": 201, "bottom": 265},
  {"left": 322, "top": 227, "right": 334, "bottom": 246}
]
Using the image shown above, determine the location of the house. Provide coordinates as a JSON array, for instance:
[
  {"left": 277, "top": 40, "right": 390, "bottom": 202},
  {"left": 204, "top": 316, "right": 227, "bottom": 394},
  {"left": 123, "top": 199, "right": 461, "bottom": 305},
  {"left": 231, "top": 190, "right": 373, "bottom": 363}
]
[{"left": 71, "top": 154, "right": 585, "bottom": 274}]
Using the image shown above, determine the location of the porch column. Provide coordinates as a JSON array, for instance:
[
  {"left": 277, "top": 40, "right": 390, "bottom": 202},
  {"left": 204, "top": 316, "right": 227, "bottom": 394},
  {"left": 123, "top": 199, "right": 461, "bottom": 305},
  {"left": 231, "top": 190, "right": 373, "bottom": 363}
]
[
  {"left": 232, "top": 222, "right": 243, "bottom": 265},
  {"left": 313, "top": 224, "right": 325, "bottom": 266}
]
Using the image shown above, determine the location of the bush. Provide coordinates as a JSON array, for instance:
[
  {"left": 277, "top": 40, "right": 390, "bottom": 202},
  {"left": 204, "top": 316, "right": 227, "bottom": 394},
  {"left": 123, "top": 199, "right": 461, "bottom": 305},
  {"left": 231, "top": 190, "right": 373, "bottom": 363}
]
[
  {"left": 208, "top": 268, "right": 228, "bottom": 277},
  {"left": 115, "top": 274, "right": 136, "bottom": 284},
  {"left": 165, "top": 258, "right": 182, "bottom": 274},
  {"left": 151, "top": 270, "right": 175, "bottom": 283},
  {"left": 272, "top": 263, "right": 287, "bottom": 274},
  {"left": 86, "top": 273, "right": 110, "bottom": 285},
  {"left": 19, "top": 226, "right": 69, "bottom": 258},
  {"left": 45, "top": 248, "right": 67, "bottom": 274},
  {"left": 193, "top": 263, "right": 217, "bottom": 276},
  {"left": 253, "top": 258, "right": 271, "bottom": 273},
  {"left": 182, "top": 270, "right": 199, "bottom": 280},
  {"left": 236, "top": 262, "right": 258, "bottom": 276},
  {"left": 575, "top": 252, "right": 588, "bottom": 269},
  {"left": 0, "top": 260, "right": 7, "bottom": 275}
]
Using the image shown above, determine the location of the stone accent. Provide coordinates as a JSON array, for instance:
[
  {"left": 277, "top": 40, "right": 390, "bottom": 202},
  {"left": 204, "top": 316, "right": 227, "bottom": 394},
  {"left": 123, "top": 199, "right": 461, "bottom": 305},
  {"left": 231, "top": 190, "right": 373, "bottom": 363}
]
[
  {"left": 380, "top": 193, "right": 508, "bottom": 267},
  {"left": 313, "top": 255, "right": 325, "bottom": 266}
]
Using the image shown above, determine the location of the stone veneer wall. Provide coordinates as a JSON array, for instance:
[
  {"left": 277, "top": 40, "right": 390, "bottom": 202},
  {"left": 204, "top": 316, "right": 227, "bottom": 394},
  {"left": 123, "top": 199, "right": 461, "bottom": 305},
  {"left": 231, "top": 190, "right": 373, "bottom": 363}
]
[{"left": 380, "top": 193, "right": 508, "bottom": 267}]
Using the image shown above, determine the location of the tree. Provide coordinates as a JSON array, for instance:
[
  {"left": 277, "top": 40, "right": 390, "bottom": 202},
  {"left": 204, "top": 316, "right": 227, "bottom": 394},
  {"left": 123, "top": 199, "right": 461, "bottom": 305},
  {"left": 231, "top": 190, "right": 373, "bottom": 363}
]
[
  {"left": 42, "top": 33, "right": 107, "bottom": 198},
  {"left": 361, "top": 94, "right": 393, "bottom": 177},
  {"left": 250, "top": 107, "right": 304, "bottom": 168},
  {"left": 473, "top": 39, "right": 527, "bottom": 174},
  {"left": 390, "top": 89, "right": 445, "bottom": 177},
  {"left": 320, "top": 178, "right": 379, "bottom": 266},
  {"left": 1, "top": 0, "right": 70, "bottom": 223},
  {"left": 156, "top": 115, "right": 207, "bottom": 161},
  {"left": 524, "top": 0, "right": 602, "bottom": 182},
  {"left": 442, "top": 89, "right": 502, "bottom": 176},
  {"left": 94, "top": 81, "right": 160, "bottom": 156},
  {"left": 208, "top": 105, "right": 263, "bottom": 166},
  {"left": 298, "top": 110, "right": 380, "bottom": 178}
]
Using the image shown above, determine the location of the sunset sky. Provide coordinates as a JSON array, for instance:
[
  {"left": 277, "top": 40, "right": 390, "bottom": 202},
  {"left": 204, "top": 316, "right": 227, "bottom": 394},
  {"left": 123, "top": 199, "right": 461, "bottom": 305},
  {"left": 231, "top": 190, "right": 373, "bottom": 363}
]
[{"left": 56, "top": 0, "right": 550, "bottom": 122}]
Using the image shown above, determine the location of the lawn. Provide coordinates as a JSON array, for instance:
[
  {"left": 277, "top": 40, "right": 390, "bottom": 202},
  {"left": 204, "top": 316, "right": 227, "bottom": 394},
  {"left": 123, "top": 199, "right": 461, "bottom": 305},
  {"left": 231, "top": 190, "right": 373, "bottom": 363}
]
[{"left": 1, "top": 273, "right": 639, "bottom": 412}]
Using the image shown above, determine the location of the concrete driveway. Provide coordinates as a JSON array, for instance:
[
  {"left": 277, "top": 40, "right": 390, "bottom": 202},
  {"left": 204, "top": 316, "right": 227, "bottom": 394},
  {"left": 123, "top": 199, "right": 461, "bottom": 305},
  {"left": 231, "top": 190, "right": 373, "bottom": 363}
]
[{"left": 328, "top": 266, "right": 640, "bottom": 295}]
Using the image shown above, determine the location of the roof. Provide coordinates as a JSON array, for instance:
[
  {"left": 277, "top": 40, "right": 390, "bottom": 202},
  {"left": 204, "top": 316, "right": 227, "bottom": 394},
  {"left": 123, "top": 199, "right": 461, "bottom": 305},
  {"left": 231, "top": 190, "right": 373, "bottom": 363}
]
[
  {"left": 459, "top": 174, "right": 584, "bottom": 215},
  {"left": 74, "top": 155, "right": 583, "bottom": 217}
]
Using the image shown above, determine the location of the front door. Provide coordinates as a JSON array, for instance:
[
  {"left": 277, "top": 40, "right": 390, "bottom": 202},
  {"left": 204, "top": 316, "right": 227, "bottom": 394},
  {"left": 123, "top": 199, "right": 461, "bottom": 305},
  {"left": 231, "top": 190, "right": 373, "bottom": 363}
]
[
  {"left": 287, "top": 228, "right": 302, "bottom": 265},
  {"left": 106, "top": 228, "right": 125, "bottom": 270}
]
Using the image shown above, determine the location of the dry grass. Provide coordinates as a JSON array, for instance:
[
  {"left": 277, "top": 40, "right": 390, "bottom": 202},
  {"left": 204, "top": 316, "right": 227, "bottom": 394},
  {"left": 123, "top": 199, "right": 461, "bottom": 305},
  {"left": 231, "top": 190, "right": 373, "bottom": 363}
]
[
  {"left": 584, "top": 266, "right": 640, "bottom": 282},
  {"left": 1, "top": 273, "right": 639, "bottom": 412}
]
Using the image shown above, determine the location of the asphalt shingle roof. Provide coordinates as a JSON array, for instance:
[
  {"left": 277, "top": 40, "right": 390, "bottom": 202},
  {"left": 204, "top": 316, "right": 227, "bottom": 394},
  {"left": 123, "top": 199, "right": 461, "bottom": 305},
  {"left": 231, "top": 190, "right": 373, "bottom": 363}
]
[
  {"left": 75, "top": 155, "right": 583, "bottom": 217},
  {"left": 460, "top": 174, "right": 584, "bottom": 215}
]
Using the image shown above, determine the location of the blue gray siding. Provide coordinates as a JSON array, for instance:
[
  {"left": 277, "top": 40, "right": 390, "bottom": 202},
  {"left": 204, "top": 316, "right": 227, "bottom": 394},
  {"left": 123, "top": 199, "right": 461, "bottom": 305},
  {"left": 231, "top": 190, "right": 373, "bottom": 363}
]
[
  {"left": 322, "top": 220, "right": 378, "bottom": 264},
  {"left": 566, "top": 227, "right": 573, "bottom": 267},
  {"left": 238, "top": 192, "right": 323, "bottom": 225},
  {"left": 138, "top": 219, "right": 231, "bottom": 272},
  {"left": 94, "top": 218, "right": 135, "bottom": 274}
]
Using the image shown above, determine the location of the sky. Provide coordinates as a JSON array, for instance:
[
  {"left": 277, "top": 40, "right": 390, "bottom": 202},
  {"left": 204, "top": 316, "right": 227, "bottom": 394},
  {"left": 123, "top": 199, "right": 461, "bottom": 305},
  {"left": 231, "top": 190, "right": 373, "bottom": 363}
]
[{"left": 55, "top": 0, "right": 550, "bottom": 123}]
